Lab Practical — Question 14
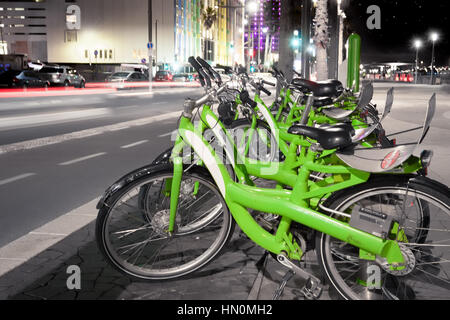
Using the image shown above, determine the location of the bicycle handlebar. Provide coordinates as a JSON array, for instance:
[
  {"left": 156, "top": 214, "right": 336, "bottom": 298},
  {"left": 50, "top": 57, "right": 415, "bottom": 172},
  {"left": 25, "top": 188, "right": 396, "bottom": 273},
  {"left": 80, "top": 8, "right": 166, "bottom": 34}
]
[
  {"left": 259, "top": 84, "right": 272, "bottom": 96},
  {"left": 262, "top": 80, "right": 276, "bottom": 87},
  {"left": 188, "top": 56, "right": 211, "bottom": 89},
  {"left": 196, "top": 56, "right": 222, "bottom": 86}
]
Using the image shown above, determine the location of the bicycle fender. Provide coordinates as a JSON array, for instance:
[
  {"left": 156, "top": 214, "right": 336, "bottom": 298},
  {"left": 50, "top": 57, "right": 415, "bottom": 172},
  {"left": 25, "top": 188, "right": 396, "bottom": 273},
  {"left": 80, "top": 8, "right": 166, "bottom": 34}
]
[
  {"left": 152, "top": 147, "right": 174, "bottom": 165},
  {"left": 408, "top": 175, "right": 450, "bottom": 197},
  {"left": 96, "top": 163, "right": 215, "bottom": 210},
  {"left": 96, "top": 163, "right": 173, "bottom": 210}
]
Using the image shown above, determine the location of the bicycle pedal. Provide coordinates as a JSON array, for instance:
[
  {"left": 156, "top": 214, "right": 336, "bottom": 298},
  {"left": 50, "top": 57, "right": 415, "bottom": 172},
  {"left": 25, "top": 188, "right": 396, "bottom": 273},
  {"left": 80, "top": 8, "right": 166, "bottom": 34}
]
[
  {"left": 272, "top": 269, "right": 294, "bottom": 300},
  {"left": 300, "top": 278, "right": 323, "bottom": 300},
  {"left": 276, "top": 252, "right": 323, "bottom": 300}
]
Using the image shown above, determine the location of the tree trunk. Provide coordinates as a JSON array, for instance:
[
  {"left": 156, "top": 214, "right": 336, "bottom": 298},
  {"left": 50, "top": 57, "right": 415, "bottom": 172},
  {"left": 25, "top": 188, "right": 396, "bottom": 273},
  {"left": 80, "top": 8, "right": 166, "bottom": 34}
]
[
  {"left": 314, "top": 0, "right": 329, "bottom": 81},
  {"left": 278, "top": 0, "right": 296, "bottom": 83}
]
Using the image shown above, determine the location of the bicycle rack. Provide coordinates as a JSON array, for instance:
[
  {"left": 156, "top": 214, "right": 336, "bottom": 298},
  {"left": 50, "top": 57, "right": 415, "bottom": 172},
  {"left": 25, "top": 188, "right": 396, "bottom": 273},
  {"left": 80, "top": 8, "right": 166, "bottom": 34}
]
[
  {"left": 321, "top": 82, "right": 374, "bottom": 120},
  {"left": 351, "top": 87, "right": 394, "bottom": 143},
  {"left": 336, "top": 94, "right": 436, "bottom": 173}
]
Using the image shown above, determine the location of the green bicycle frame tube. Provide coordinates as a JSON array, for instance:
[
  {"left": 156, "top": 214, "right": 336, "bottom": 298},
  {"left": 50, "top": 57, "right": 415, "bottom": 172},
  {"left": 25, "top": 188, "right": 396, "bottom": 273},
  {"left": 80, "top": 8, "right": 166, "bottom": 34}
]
[{"left": 173, "top": 109, "right": 405, "bottom": 266}]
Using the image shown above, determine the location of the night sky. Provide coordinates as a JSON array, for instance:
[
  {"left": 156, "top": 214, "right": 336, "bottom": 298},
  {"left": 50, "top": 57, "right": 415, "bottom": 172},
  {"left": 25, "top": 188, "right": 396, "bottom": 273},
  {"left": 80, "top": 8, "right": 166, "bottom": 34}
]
[{"left": 342, "top": 0, "right": 450, "bottom": 66}]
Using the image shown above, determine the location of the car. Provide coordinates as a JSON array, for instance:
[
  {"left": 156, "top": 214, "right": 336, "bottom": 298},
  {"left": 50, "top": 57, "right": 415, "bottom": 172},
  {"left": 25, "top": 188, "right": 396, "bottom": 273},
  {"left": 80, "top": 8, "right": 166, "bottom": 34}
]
[
  {"left": 38, "top": 65, "right": 86, "bottom": 88},
  {"left": 0, "top": 69, "right": 21, "bottom": 87},
  {"left": 106, "top": 71, "right": 148, "bottom": 82},
  {"left": 173, "top": 73, "right": 192, "bottom": 82},
  {"left": 12, "top": 71, "right": 50, "bottom": 88},
  {"left": 154, "top": 70, "right": 173, "bottom": 82}
]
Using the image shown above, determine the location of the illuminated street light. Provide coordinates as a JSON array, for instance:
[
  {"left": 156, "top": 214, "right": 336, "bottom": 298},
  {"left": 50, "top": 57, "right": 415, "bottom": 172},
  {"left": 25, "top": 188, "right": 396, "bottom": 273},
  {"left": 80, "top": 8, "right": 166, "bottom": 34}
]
[
  {"left": 414, "top": 39, "right": 422, "bottom": 49},
  {"left": 414, "top": 39, "right": 422, "bottom": 84},
  {"left": 247, "top": 1, "right": 258, "bottom": 14},
  {"left": 246, "top": 1, "right": 258, "bottom": 73},
  {"left": 429, "top": 32, "right": 439, "bottom": 84},
  {"left": 430, "top": 32, "right": 439, "bottom": 42}
]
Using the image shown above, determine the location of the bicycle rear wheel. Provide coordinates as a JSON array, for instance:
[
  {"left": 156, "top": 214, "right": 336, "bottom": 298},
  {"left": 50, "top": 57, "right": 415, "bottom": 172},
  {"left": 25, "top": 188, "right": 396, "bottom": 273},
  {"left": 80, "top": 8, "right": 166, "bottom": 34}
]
[
  {"left": 316, "top": 175, "right": 450, "bottom": 300},
  {"left": 96, "top": 166, "right": 234, "bottom": 280},
  {"left": 230, "top": 119, "right": 279, "bottom": 162}
]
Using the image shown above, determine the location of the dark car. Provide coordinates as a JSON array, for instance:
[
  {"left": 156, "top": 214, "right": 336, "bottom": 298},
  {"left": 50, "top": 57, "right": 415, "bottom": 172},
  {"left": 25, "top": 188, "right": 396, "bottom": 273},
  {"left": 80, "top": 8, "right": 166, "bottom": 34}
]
[
  {"left": 154, "top": 71, "right": 173, "bottom": 82},
  {"left": 38, "top": 66, "right": 86, "bottom": 88},
  {"left": 106, "top": 71, "right": 148, "bottom": 82},
  {"left": 12, "top": 71, "right": 50, "bottom": 88},
  {"left": 0, "top": 69, "right": 21, "bottom": 87}
]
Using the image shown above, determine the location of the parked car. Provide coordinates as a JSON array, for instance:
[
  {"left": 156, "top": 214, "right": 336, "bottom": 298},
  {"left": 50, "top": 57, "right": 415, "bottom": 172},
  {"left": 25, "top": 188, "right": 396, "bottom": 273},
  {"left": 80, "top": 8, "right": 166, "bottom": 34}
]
[
  {"left": 38, "top": 65, "right": 86, "bottom": 88},
  {"left": 154, "top": 70, "right": 173, "bottom": 82},
  {"left": 173, "top": 73, "right": 193, "bottom": 82},
  {"left": 106, "top": 71, "right": 148, "bottom": 82},
  {"left": 0, "top": 69, "right": 21, "bottom": 87},
  {"left": 12, "top": 71, "right": 50, "bottom": 88}
]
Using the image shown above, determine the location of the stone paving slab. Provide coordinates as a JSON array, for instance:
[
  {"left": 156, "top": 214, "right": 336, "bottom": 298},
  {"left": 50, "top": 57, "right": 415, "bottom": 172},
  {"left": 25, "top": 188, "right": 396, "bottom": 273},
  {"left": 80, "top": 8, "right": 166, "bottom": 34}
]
[{"left": 0, "top": 216, "right": 332, "bottom": 300}]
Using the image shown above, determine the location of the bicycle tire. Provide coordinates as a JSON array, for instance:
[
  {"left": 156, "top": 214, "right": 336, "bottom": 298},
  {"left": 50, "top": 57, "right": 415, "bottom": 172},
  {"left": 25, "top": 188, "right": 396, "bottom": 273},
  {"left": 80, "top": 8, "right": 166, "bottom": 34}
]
[
  {"left": 96, "top": 165, "right": 235, "bottom": 280},
  {"left": 315, "top": 175, "right": 450, "bottom": 300}
]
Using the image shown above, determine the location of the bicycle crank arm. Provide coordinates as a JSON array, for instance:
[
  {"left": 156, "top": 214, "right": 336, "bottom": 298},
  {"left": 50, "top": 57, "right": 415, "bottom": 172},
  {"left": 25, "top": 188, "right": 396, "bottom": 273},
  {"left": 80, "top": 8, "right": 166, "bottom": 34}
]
[{"left": 276, "top": 252, "right": 323, "bottom": 300}]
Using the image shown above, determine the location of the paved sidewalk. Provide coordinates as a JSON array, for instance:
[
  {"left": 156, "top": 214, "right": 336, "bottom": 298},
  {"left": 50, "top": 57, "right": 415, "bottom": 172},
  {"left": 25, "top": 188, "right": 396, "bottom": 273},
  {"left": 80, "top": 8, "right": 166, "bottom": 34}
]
[{"left": 0, "top": 217, "right": 332, "bottom": 300}]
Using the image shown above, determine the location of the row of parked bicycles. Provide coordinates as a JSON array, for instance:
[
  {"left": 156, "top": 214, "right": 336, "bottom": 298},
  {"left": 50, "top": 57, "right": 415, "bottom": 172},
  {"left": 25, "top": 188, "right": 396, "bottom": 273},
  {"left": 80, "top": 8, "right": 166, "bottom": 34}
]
[{"left": 95, "top": 56, "right": 449, "bottom": 300}]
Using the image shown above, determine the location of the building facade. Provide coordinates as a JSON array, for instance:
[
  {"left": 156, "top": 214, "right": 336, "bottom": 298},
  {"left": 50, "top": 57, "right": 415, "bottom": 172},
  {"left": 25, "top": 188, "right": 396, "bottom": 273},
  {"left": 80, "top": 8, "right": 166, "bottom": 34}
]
[
  {"left": 0, "top": 0, "right": 244, "bottom": 71},
  {"left": 245, "top": 0, "right": 281, "bottom": 68},
  {"left": 174, "top": 0, "right": 245, "bottom": 69},
  {"left": 46, "top": 0, "right": 153, "bottom": 65},
  {"left": 0, "top": 0, "right": 48, "bottom": 61}
]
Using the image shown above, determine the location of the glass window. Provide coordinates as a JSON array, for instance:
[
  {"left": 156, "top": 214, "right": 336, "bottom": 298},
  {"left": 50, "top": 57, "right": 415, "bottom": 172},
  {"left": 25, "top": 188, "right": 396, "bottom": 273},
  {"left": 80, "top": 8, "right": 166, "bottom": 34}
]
[
  {"left": 39, "top": 67, "right": 57, "bottom": 73},
  {"left": 111, "top": 72, "right": 130, "bottom": 77}
]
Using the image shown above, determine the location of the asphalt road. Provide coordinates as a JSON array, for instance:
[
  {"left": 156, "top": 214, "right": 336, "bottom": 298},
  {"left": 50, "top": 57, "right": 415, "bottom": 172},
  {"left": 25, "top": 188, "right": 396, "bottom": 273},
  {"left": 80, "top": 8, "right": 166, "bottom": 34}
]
[
  {"left": 0, "top": 87, "right": 203, "bottom": 248},
  {"left": 0, "top": 87, "right": 202, "bottom": 146}
]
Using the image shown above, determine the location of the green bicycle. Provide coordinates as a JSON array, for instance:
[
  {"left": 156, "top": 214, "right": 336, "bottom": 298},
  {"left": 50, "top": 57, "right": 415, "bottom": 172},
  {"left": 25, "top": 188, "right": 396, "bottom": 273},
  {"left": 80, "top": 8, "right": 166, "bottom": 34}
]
[{"left": 96, "top": 57, "right": 449, "bottom": 300}]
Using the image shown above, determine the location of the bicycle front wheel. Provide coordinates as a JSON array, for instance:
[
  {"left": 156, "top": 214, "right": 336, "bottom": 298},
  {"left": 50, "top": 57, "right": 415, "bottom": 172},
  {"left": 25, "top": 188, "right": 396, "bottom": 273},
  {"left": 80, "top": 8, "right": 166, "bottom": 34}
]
[
  {"left": 96, "top": 166, "right": 235, "bottom": 280},
  {"left": 316, "top": 175, "right": 450, "bottom": 300}
]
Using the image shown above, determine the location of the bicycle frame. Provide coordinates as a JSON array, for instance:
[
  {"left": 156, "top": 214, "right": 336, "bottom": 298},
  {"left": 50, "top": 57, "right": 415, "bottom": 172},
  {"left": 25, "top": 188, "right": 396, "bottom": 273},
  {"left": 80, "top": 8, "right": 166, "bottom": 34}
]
[{"left": 169, "top": 104, "right": 406, "bottom": 267}]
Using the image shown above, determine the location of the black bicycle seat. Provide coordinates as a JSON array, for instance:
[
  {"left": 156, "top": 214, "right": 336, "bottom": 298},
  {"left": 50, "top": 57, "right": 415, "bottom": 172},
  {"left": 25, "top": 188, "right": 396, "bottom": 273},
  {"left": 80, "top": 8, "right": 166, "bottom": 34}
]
[
  {"left": 291, "top": 78, "right": 343, "bottom": 98},
  {"left": 288, "top": 124, "right": 353, "bottom": 150},
  {"left": 317, "top": 122, "right": 356, "bottom": 136},
  {"left": 313, "top": 97, "right": 334, "bottom": 107}
]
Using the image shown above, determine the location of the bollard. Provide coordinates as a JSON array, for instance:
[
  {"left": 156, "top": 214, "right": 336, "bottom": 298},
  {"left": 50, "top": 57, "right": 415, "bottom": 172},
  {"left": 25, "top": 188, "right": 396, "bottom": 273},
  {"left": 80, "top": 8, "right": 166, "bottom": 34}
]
[{"left": 347, "top": 33, "right": 361, "bottom": 92}]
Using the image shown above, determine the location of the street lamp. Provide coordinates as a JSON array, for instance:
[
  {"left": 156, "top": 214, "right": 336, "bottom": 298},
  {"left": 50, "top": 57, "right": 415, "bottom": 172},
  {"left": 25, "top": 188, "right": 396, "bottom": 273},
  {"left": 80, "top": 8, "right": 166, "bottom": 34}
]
[
  {"left": 429, "top": 32, "right": 439, "bottom": 85},
  {"left": 413, "top": 39, "right": 422, "bottom": 84},
  {"left": 247, "top": 1, "right": 258, "bottom": 14},
  {"left": 246, "top": 1, "right": 258, "bottom": 73}
]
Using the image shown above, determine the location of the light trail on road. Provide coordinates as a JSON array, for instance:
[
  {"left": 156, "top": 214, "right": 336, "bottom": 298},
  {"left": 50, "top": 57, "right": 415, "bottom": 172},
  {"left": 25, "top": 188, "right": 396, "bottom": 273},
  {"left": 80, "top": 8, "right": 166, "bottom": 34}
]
[{"left": 0, "top": 81, "right": 201, "bottom": 99}]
